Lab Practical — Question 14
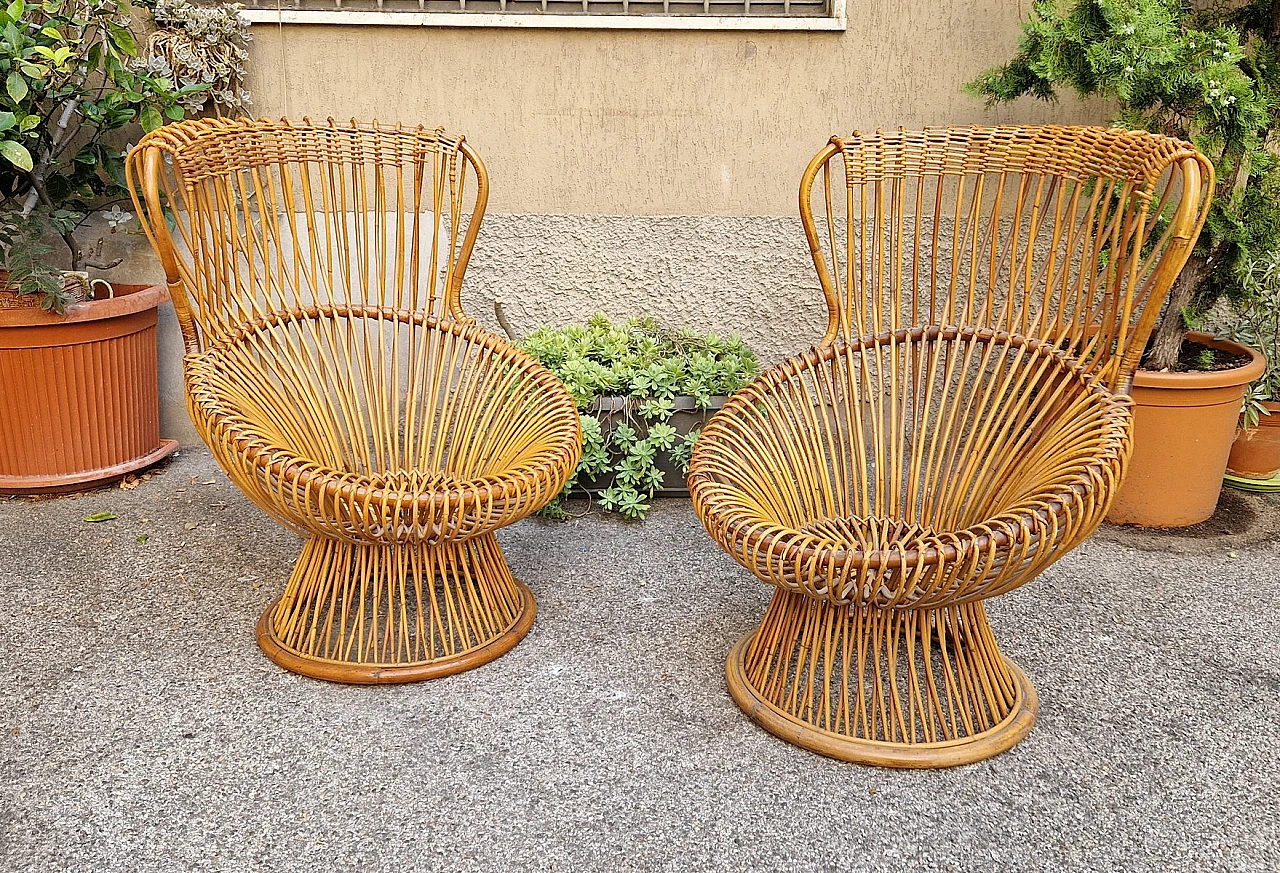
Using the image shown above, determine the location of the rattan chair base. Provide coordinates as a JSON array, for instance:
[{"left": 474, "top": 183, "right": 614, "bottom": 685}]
[
  {"left": 255, "top": 533, "right": 536, "bottom": 684},
  {"left": 725, "top": 592, "right": 1038, "bottom": 768}
]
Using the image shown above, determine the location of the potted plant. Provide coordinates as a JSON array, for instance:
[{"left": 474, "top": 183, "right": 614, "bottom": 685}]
[
  {"left": 519, "top": 313, "right": 760, "bottom": 520},
  {"left": 971, "top": 0, "right": 1279, "bottom": 527},
  {"left": 1223, "top": 251, "right": 1280, "bottom": 480},
  {"left": 0, "top": 0, "right": 249, "bottom": 492},
  {"left": 0, "top": 210, "right": 61, "bottom": 306}
]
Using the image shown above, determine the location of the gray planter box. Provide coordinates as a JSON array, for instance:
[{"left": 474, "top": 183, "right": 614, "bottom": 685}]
[{"left": 575, "top": 395, "right": 728, "bottom": 497}]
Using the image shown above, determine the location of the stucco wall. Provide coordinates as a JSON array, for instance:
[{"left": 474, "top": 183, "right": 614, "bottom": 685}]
[{"left": 105, "top": 1, "right": 1109, "bottom": 442}]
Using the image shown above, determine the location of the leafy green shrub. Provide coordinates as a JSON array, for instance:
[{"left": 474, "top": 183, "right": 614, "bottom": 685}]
[
  {"left": 1223, "top": 249, "right": 1280, "bottom": 427},
  {"left": 520, "top": 313, "right": 760, "bottom": 520},
  {"left": 0, "top": 209, "right": 61, "bottom": 305},
  {"left": 0, "top": 0, "right": 249, "bottom": 310}
]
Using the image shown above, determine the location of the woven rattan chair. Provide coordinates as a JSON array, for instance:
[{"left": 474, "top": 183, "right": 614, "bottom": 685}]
[
  {"left": 127, "top": 118, "right": 581, "bottom": 683},
  {"left": 689, "top": 127, "right": 1212, "bottom": 766}
]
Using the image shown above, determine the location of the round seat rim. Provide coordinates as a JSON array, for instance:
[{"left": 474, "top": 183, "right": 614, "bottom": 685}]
[
  {"left": 688, "top": 324, "right": 1133, "bottom": 572},
  {"left": 187, "top": 306, "right": 581, "bottom": 512}
]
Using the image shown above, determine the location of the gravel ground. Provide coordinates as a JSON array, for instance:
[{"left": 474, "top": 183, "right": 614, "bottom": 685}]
[{"left": 1, "top": 448, "right": 1278, "bottom": 873}]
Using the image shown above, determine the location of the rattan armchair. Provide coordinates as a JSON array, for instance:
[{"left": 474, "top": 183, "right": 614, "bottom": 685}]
[
  {"left": 128, "top": 118, "right": 581, "bottom": 683},
  {"left": 689, "top": 127, "right": 1212, "bottom": 766}
]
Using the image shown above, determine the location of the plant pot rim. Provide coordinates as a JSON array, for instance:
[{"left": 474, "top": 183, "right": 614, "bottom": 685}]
[
  {"left": 1134, "top": 331, "right": 1266, "bottom": 391},
  {"left": 0, "top": 284, "right": 167, "bottom": 329}
]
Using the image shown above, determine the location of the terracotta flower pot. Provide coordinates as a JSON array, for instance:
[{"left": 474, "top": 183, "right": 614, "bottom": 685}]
[
  {"left": 1107, "top": 332, "right": 1267, "bottom": 528},
  {"left": 0, "top": 284, "right": 178, "bottom": 493},
  {"left": 1227, "top": 400, "right": 1280, "bottom": 480}
]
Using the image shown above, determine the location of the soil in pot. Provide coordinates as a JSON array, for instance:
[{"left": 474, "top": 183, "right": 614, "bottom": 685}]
[{"left": 1174, "top": 339, "right": 1253, "bottom": 372}]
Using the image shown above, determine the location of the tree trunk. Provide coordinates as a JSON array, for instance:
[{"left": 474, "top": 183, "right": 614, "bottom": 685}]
[{"left": 1141, "top": 256, "right": 1212, "bottom": 371}]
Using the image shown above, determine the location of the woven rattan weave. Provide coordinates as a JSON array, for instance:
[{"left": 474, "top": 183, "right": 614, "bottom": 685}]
[
  {"left": 128, "top": 118, "right": 581, "bottom": 683},
  {"left": 689, "top": 126, "right": 1212, "bottom": 766}
]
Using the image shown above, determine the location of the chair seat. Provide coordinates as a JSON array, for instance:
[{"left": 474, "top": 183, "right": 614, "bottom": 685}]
[
  {"left": 689, "top": 327, "right": 1133, "bottom": 609},
  {"left": 186, "top": 311, "right": 581, "bottom": 543},
  {"left": 799, "top": 514, "right": 936, "bottom": 546}
]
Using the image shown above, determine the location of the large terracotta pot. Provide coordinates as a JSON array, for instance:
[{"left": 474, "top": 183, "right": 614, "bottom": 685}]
[
  {"left": 0, "top": 284, "right": 178, "bottom": 493},
  {"left": 1227, "top": 400, "right": 1280, "bottom": 480},
  {"left": 1108, "top": 332, "right": 1267, "bottom": 528}
]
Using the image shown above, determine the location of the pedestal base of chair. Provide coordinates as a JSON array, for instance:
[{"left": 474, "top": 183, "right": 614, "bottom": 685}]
[
  {"left": 256, "top": 532, "right": 535, "bottom": 684},
  {"left": 726, "top": 591, "right": 1037, "bottom": 768}
]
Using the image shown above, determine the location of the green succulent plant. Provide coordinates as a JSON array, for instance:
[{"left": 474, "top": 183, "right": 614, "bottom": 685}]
[{"left": 520, "top": 313, "right": 760, "bottom": 520}]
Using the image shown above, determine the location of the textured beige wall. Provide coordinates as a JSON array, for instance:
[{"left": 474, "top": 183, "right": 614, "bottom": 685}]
[
  {"left": 111, "top": 2, "right": 1111, "bottom": 441},
  {"left": 243, "top": 1, "right": 1103, "bottom": 215}
]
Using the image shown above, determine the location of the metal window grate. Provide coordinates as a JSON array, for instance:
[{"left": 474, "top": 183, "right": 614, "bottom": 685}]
[{"left": 246, "top": 0, "right": 831, "bottom": 18}]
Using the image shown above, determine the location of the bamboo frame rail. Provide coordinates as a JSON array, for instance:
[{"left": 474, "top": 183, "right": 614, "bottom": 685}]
[
  {"left": 689, "top": 126, "right": 1212, "bottom": 766},
  {"left": 128, "top": 118, "right": 581, "bottom": 683}
]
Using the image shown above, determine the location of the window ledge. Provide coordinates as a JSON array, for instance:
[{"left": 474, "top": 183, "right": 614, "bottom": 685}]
[{"left": 241, "top": 8, "right": 847, "bottom": 30}]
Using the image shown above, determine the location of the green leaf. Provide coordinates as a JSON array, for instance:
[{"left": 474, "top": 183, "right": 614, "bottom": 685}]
[
  {"left": 0, "top": 111, "right": 14, "bottom": 132},
  {"left": 6, "top": 0, "right": 24, "bottom": 19},
  {"left": 647, "top": 422, "right": 678, "bottom": 449},
  {"left": 139, "top": 104, "right": 162, "bottom": 133},
  {"left": 106, "top": 22, "right": 137, "bottom": 57},
  {"left": 83, "top": 512, "right": 118, "bottom": 523},
  {"left": 164, "top": 104, "right": 184, "bottom": 121},
  {"left": 0, "top": 139, "right": 32, "bottom": 171},
  {"left": 18, "top": 113, "right": 38, "bottom": 131},
  {"left": 103, "top": 153, "right": 126, "bottom": 188},
  {"left": 6, "top": 72, "right": 27, "bottom": 104}
]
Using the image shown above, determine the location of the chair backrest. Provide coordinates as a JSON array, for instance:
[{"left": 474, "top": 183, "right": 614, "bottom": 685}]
[
  {"left": 800, "top": 126, "right": 1213, "bottom": 391},
  {"left": 127, "top": 117, "right": 489, "bottom": 353}
]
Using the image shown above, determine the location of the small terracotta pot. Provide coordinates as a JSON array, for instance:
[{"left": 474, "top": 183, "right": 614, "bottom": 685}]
[
  {"left": 1108, "top": 332, "right": 1267, "bottom": 528},
  {"left": 0, "top": 283, "right": 179, "bottom": 493},
  {"left": 1227, "top": 400, "right": 1280, "bottom": 480}
]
